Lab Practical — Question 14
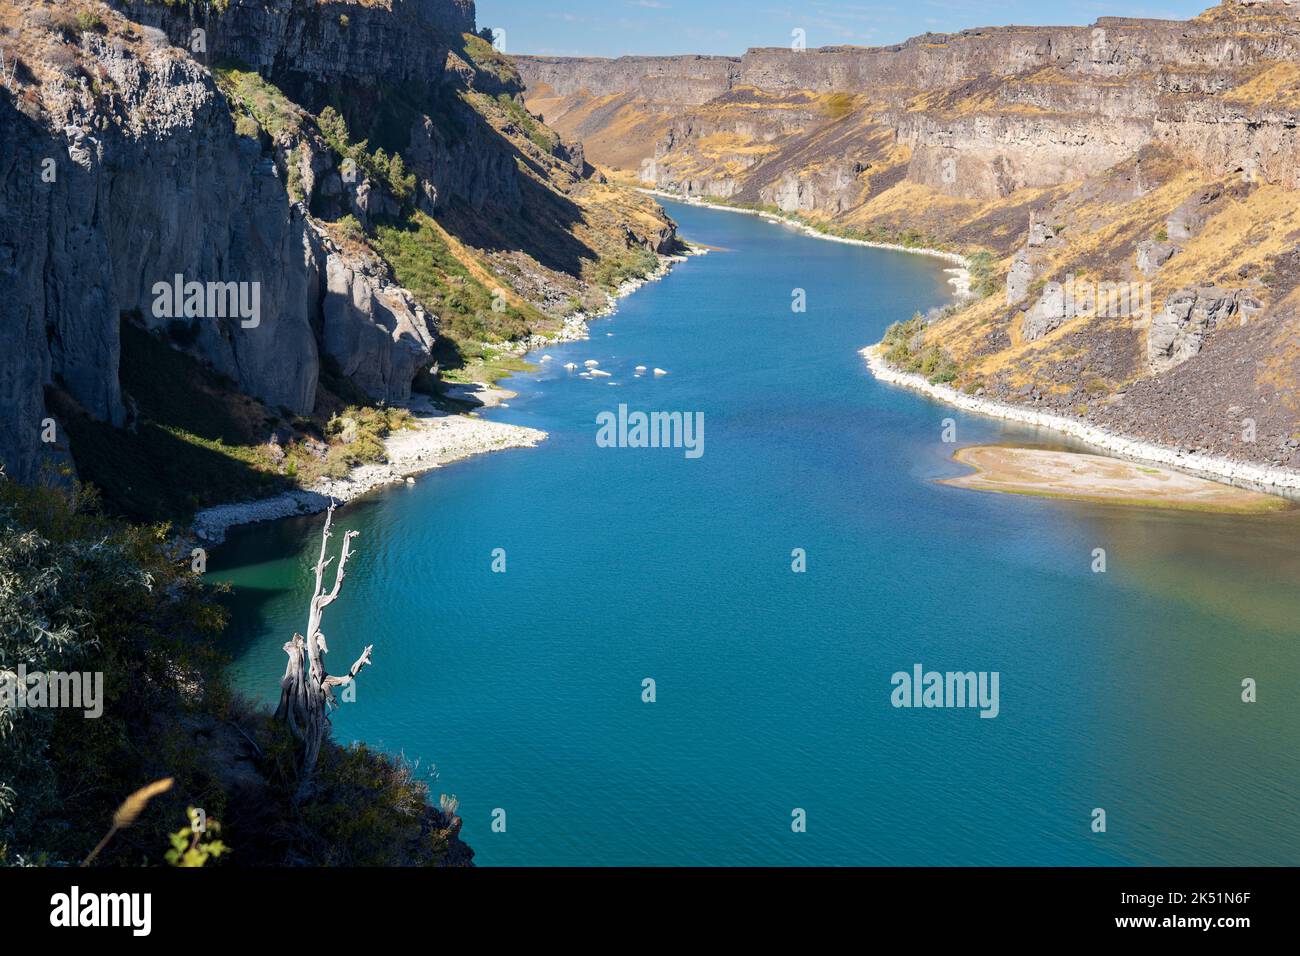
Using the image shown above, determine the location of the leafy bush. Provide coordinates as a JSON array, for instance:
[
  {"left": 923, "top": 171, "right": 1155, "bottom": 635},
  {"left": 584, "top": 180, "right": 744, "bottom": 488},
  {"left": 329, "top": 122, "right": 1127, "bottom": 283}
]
[
  {"left": 0, "top": 476, "right": 228, "bottom": 864},
  {"left": 882, "top": 313, "right": 961, "bottom": 384},
  {"left": 0, "top": 476, "right": 467, "bottom": 867},
  {"left": 335, "top": 213, "right": 366, "bottom": 244},
  {"left": 322, "top": 407, "right": 410, "bottom": 472},
  {"left": 317, "top": 106, "right": 416, "bottom": 205}
]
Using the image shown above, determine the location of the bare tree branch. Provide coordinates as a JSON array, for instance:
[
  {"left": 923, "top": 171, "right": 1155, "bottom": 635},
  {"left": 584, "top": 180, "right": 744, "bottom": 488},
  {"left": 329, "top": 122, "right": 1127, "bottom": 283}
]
[{"left": 276, "top": 504, "right": 373, "bottom": 793}]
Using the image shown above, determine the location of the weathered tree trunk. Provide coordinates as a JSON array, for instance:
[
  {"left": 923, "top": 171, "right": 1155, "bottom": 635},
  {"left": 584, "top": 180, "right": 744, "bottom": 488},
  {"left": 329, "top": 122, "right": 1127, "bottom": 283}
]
[{"left": 275, "top": 503, "right": 373, "bottom": 792}]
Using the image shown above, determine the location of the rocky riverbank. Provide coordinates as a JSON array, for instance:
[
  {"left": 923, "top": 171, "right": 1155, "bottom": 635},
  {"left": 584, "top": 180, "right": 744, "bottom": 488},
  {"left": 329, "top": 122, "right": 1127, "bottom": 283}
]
[
  {"left": 490, "top": 251, "right": 689, "bottom": 356},
  {"left": 638, "top": 189, "right": 971, "bottom": 299},
  {"left": 192, "top": 396, "right": 545, "bottom": 544},
  {"left": 525, "top": 4, "right": 1300, "bottom": 476},
  {"left": 192, "top": 247, "right": 687, "bottom": 545},
  {"left": 862, "top": 345, "right": 1300, "bottom": 497}
]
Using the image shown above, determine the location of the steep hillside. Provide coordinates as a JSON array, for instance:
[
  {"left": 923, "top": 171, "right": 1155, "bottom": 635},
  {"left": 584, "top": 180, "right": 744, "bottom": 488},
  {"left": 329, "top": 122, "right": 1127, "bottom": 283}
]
[
  {"left": 0, "top": 0, "right": 676, "bottom": 501},
  {"left": 519, "top": 1, "right": 1300, "bottom": 473}
]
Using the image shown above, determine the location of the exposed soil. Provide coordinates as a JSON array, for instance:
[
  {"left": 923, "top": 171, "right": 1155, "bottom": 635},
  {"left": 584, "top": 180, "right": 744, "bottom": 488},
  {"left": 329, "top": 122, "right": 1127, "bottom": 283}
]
[{"left": 942, "top": 444, "right": 1292, "bottom": 513}]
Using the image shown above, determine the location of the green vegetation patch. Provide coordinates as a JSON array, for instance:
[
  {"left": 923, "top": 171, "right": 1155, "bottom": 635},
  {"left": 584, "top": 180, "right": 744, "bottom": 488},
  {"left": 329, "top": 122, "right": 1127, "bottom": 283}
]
[
  {"left": 491, "top": 93, "right": 557, "bottom": 153},
  {"left": 883, "top": 313, "right": 961, "bottom": 384},
  {"left": 371, "top": 211, "right": 544, "bottom": 344},
  {"left": 967, "top": 250, "right": 1000, "bottom": 298},
  {"left": 317, "top": 106, "right": 417, "bottom": 205},
  {"left": 585, "top": 243, "right": 660, "bottom": 292},
  {"left": 0, "top": 476, "right": 233, "bottom": 866},
  {"left": 213, "top": 62, "right": 305, "bottom": 140},
  {"left": 461, "top": 31, "right": 522, "bottom": 86}
]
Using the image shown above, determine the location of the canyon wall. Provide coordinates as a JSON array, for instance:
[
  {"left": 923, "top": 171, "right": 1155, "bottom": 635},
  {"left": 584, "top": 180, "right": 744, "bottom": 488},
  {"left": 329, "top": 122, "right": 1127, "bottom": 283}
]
[
  {"left": 518, "top": 54, "right": 739, "bottom": 106},
  {"left": 0, "top": 0, "right": 672, "bottom": 484},
  {"left": 518, "top": 9, "right": 1300, "bottom": 202},
  {"left": 114, "top": 0, "right": 476, "bottom": 83},
  {"left": 517, "top": 1, "right": 1300, "bottom": 473}
]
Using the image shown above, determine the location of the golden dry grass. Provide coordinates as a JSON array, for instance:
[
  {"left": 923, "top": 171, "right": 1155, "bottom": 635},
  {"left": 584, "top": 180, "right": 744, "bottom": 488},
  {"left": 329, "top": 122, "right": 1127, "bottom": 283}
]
[{"left": 1222, "top": 61, "right": 1300, "bottom": 109}]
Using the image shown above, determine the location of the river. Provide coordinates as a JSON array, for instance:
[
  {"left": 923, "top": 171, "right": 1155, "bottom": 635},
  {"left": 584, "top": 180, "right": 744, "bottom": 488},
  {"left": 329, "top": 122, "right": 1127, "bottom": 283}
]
[{"left": 213, "top": 199, "right": 1300, "bottom": 866}]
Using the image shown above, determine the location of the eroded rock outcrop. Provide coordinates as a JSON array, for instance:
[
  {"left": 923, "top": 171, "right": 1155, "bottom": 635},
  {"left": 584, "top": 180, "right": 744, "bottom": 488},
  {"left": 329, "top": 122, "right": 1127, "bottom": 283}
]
[
  {"left": 112, "top": 0, "right": 474, "bottom": 85},
  {"left": 1148, "top": 286, "right": 1262, "bottom": 371},
  {"left": 1023, "top": 281, "right": 1076, "bottom": 342},
  {"left": 312, "top": 228, "right": 437, "bottom": 405},
  {"left": 1, "top": 0, "right": 675, "bottom": 484},
  {"left": 1136, "top": 239, "right": 1180, "bottom": 276},
  {"left": 1, "top": 29, "right": 320, "bottom": 478}
]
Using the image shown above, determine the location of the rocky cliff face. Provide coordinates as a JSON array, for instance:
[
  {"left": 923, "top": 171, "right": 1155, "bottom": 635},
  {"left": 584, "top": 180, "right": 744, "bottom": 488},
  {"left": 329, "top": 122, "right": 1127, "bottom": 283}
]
[
  {"left": 519, "top": 54, "right": 739, "bottom": 107},
  {"left": 2, "top": 24, "right": 323, "bottom": 482},
  {"left": 520, "top": 7, "right": 1300, "bottom": 203},
  {"left": 115, "top": 0, "right": 475, "bottom": 84},
  {"left": 517, "top": 1, "right": 1300, "bottom": 473},
  {"left": 0, "top": 0, "right": 674, "bottom": 485}
]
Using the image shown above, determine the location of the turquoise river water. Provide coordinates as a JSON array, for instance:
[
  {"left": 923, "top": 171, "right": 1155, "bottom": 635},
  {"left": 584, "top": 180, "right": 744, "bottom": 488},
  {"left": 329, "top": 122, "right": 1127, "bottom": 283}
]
[{"left": 213, "top": 199, "right": 1300, "bottom": 866}]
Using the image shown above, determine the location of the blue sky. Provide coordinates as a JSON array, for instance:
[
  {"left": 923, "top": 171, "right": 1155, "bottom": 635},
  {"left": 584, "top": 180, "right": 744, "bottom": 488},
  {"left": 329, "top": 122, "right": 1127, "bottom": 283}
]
[{"left": 474, "top": 0, "right": 1215, "bottom": 58}]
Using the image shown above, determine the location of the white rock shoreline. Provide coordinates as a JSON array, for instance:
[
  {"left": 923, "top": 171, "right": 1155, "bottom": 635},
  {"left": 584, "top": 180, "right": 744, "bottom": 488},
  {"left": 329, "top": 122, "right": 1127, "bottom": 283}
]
[
  {"left": 638, "top": 187, "right": 971, "bottom": 298},
  {"left": 646, "top": 188, "right": 1299, "bottom": 499},
  {"left": 191, "top": 252, "right": 687, "bottom": 545},
  {"left": 861, "top": 345, "right": 1300, "bottom": 498},
  {"left": 192, "top": 392, "right": 546, "bottom": 544},
  {"left": 486, "top": 252, "right": 688, "bottom": 357}
]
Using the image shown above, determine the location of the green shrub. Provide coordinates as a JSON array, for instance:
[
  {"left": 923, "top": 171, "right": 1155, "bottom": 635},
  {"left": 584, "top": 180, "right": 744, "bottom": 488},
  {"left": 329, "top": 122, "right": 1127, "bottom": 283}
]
[
  {"left": 492, "top": 93, "right": 557, "bottom": 153},
  {"left": 336, "top": 213, "right": 366, "bottom": 244},
  {"left": 0, "top": 476, "right": 465, "bottom": 867},
  {"left": 0, "top": 476, "right": 229, "bottom": 865},
  {"left": 214, "top": 63, "right": 303, "bottom": 139},
  {"left": 967, "top": 250, "right": 1000, "bottom": 298},
  {"left": 371, "top": 211, "right": 541, "bottom": 343},
  {"left": 460, "top": 32, "right": 520, "bottom": 86},
  {"left": 881, "top": 313, "right": 962, "bottom": 384},
  {"left": 587, "top": 244, "right": 660, "bottom": 291},
  {"left": 317, "top": 107, "right": 416, "bottom": 205}
]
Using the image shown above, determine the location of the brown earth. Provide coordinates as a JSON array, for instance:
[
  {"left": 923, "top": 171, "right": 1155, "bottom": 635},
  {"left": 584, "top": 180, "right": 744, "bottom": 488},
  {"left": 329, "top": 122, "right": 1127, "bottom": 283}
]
[{"left": 942, "top": 445, "right": 1291, "bottom": 513}]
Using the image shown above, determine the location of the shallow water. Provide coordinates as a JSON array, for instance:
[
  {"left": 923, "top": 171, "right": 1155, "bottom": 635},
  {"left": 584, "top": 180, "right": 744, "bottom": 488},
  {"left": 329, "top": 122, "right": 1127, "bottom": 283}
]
[{"left": 213, "top": 200, "right": 1300, "bottom": 866}]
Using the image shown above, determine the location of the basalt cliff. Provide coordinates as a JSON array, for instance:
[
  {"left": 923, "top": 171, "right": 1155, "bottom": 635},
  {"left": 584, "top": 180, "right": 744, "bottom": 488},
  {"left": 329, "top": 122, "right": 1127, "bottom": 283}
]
[
  {"left": 0, "top": 0, "right": 676, "bottom": 498},
  {"left": 519, "top": 0, "right": 1300, "bottom": 473}
]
